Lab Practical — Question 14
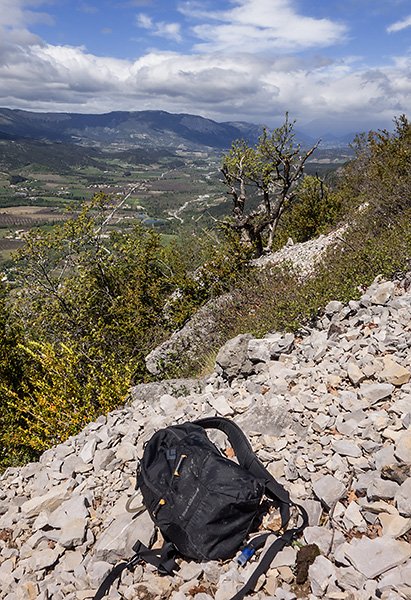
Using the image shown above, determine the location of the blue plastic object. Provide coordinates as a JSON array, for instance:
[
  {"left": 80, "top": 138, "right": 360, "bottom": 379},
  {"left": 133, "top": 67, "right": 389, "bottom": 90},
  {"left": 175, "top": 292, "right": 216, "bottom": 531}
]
[{"left": 236, "top": 546, "right": 255, "bottom": 566}]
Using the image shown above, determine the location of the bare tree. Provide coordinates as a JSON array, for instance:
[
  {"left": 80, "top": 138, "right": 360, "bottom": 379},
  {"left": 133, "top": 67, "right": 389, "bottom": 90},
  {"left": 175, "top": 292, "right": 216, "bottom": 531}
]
[{"left": 221, "top": 113, "right": 320, "bottom": 256}]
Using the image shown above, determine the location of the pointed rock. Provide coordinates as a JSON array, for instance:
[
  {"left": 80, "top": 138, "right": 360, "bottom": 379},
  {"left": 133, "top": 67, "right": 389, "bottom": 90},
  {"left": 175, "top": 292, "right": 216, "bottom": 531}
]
[
  {"left": 346, "top": 362, "right": 366, "bottom": 386},
  {"left": 395, "top": 477, "right": 411, "bottom": 517}
]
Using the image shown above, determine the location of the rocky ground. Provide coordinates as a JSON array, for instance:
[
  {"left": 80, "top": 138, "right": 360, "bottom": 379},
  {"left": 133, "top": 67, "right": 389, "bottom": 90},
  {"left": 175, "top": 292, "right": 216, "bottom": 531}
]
[
  {"left": 250, "top": 227, "right": 347, "bottom": 278},
  {"left": 1, "top": 275, "right": 411, "bottom": 600}
]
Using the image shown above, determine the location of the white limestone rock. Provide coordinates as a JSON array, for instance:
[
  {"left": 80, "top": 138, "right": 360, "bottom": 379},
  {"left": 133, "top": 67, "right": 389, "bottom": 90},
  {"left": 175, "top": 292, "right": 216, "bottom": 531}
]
[
  {"left": 367, "top": 477, "right": 400, "bottom": 501},
  {"left": 87, "top": 561, "right": 113, "bottom": 589},
  {"left": 394, "top": 428, "right": 411, "bottom": 463},
  {"left": 58, "top": 518, "right": 87, "bottom": 548},
  {"left": 344, "top": 537, "right": 411, "bottom": 578},
  {"left": 379, "top": 510, "right": 411, "bottom": 538},
  {"left": 93, "top": 511, "right": 154, "bottom": 564},
  {"left": 342, "top": 501, "right": 366, "bottom": 531},
  {"left": 358, "top": 383, "right": 394, "bottom": 405},
  {"left": 26, "top": 544, "right": 65, "bottom": 571},
  {"left": 210, "top": 395, "right": 234, "bottom": 416},
  {"left": 377, "top": 562, "right": 411, "bottom": 597},
  {"left": 308, "top": 555, "right": 336, "bottom": 597},
  {"left": 20, "top": 482, "right": 72, "bottom": 518},
  {"left": 312, "top": 474, "right": 346, "bottom": 509},
  {"left": 395, "top": 477, "right": 411, "bottom": 517},
  {"left": 380, "top": 356, "right": 411, "bottom": 386},
  {"left": 331, "top": 440, "right": 362, "bottom": 458},
  {"left": 346, "top": 362, "right": 366, "bottom": 386}
]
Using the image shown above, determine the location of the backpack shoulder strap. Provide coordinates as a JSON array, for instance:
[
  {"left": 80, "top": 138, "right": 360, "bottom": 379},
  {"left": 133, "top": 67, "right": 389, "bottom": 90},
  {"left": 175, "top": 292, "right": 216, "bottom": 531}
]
[
  {"left": 194, "top": 416, "right": 308, "bottom": 531},
  {"left": 194, "top": 417, "right": 290, "bottom": 505},
  {"left": 193, "top": 416, "right": 274, "bottom": 479},
  {"left": 230, "top": 529, "right": 295, "bottom": 600},
  {"left": 194, "top": 417, "right": 308, "bottom": 600}
]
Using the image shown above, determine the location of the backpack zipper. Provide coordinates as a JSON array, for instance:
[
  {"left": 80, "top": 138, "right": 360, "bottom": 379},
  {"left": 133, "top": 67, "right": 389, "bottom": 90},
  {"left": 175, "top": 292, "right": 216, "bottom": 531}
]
[{"left": 152, "top": 452, "right": 187, "bottom": 517}]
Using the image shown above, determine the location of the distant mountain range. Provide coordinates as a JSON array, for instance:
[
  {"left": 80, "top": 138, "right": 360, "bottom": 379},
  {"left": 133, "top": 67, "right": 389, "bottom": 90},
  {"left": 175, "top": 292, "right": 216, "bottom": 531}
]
[{"left": 0, "top": 108, "right": 353, "bottom": 151}]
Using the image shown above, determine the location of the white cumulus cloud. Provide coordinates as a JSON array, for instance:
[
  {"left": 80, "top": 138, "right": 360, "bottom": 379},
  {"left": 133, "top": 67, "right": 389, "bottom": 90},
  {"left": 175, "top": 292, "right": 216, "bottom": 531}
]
[
  {"left": 387, "top": 15, "right": 411, "bottom": 33},
  {"left": 0, "top": 0, "right": 408, "bottom": 136},
  {"left": 181, "top": 0, "right": 348, "bottom": 53},
  {"left": 0, "top": 0, "right": 54, "bottom": 29},
  {"left": 137, "top": 12, "right": 182, "bottom": 42}
]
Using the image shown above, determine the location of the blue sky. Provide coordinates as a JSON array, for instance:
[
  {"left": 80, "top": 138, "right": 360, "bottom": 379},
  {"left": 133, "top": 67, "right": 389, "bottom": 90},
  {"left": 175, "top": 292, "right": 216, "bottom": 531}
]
[{"left": 1, "top": 0, "right": 411, "bottom": 135}]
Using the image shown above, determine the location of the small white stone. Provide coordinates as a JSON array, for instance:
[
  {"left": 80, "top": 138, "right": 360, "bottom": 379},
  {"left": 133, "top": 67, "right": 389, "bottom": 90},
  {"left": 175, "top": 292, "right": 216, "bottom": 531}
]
[
  {"left": 210, "top": 395, "right": 234, "bottom": 416},
  {"left": 309, "top": 555, "right": 336, "bottom": 597}
]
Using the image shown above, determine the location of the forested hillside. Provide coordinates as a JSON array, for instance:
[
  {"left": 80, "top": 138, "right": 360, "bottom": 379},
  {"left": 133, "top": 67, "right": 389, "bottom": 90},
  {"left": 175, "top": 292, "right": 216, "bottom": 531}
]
[{"left": 1, "top": 115, "right": 411, "bottom": 470}]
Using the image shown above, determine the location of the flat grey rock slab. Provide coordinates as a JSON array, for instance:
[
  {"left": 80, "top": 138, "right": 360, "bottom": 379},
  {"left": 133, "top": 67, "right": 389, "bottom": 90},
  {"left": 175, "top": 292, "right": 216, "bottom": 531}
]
[
  {"left": 344, "top": 536, "right": 411, "bottom": 578},
  {"left": 379, "top": 511, "right": 411, "bottom": 538},
  {"left": 358, "top": 383, "right": 394, "bottom": 404},
  {"left": 312, "top": 474, "right": 346, "bottom": 509},
  {"left": 367, "top": 477, "right": 400, "bottom": 501},
  {"left": 235, "top": 400, "right": 306, "bottom": 439},
  {"left": 331, "top": 439, "right": 362, "bottom": 457},
  {"left": 26, "top": 544, "right": 65, "bottom": 571},
  {"left": 93, "top": 510, "right": 154, "bottom": 564},
  {"left": 20, "top": 482, "right": 72, "bottom": 518}
]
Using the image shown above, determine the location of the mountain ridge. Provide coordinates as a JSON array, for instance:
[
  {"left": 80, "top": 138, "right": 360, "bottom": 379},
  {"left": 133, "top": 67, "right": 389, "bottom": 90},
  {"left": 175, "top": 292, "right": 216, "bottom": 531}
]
[{"left": 0, "top": 107, "right": 351, "bottom": 151}]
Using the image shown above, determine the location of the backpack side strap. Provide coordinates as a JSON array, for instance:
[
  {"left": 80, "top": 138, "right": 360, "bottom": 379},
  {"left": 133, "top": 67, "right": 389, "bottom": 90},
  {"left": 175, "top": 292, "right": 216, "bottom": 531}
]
[
  {"left": 92, "top": 557, "right": 139, "bottom": 600},
  {"left": 131, "top": 540, "right": 179, "bottom": 575},
  {"left": 92, "top": 542, "right": 178, "bottom": 600}
]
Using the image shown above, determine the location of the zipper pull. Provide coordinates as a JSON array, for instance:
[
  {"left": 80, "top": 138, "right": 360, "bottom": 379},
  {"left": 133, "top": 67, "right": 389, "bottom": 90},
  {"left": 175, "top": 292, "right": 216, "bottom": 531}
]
[
  {"left": 174, "top": 454, "right": 187, "bottom": 476},
  {"left": 153, "top": 498, "right": 165, "bottom": 517}
]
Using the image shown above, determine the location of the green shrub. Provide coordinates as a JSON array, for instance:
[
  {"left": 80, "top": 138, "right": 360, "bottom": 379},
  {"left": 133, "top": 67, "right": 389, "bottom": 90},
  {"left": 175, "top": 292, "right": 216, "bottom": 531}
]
[
  {"left": 163, "top": 227, "right": 252, "bottom": 330},
  {"left": 196, "top": 208, "right": 411, "bottom": 375},
  {"left": 1, "top": 341, "right": 132, "bottom": 467},
  {"left": 273, "top": 176, "right": 343, "bottom": 247}
]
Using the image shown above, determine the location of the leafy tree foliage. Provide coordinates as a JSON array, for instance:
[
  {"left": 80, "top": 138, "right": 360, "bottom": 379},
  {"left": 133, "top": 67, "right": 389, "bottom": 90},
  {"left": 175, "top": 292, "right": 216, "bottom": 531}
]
[
  {"left": 163, "top": 227, "right": 252, "bottom": 329},
  {"left": 273, "top": 175, "right": 343, "bottom": 246},
  {"left": 1, "top": 194, "right": 251, "bottom": 468},
  {"left": 339, "top": 115, "right": 411, "bottom": 223},
  {"left": 14, "top": 193, "right": 169, "bottom": 377},
  {"left": 3, "top": 341, "right": 132, "bottom": 457},
  {"left": 221, "top": 114, "right": 320, "bottom": 256},
  {"left": 0, "top": 194, "right": 171, "bottom": 467}
]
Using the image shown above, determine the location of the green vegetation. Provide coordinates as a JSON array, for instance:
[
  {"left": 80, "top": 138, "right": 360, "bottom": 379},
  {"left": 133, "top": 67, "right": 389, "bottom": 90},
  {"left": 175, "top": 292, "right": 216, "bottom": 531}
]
[
  {"left": 271, "top": 175, "right": 343, "bottom": 248},
  {"left": 1, "top": 114, "right": 410, "bottom": 470},
  {"left": 221, "top": 114, "right": 320, "bottom": 256},
  {"left": 0, "top": 140, "right": 229, "bottom": 266},
  {"left": 211, "top": 115, "right": 411, "bottom": 347},
  {"left": 0, "top": 192, "right": 250, "bottom": 468}
]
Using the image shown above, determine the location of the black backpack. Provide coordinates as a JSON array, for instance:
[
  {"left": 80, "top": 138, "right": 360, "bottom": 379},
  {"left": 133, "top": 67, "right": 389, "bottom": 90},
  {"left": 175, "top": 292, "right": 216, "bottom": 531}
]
[{"left": 94, "top": 417, "right": 308, "bottom": 600}]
